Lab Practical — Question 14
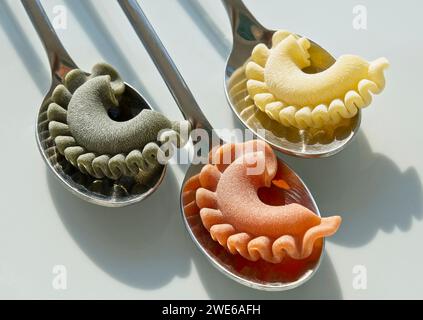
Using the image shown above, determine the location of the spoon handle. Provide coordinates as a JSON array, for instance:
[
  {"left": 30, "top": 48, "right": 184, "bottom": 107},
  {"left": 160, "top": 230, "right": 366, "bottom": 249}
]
[
  {"left": 221, "top": 0, "right": 265, "bottom": 37},
  {"left": 21, "top": 0, "right": 77, "bottom": 79},
  {"left": 118, "top": 0, "right": 213, "bottom": 136}
]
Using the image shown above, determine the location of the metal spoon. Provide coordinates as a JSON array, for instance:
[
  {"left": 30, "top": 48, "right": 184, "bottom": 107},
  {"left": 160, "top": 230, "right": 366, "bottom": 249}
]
[
  {"left": 22, "top": 0, "right": 166, "bottom": 207},
  {"left": 119, "top": 0, "right": 326, "bottom": 290},
  {"left": 222, "top": 0, "right": 361, "bottom": 158}
]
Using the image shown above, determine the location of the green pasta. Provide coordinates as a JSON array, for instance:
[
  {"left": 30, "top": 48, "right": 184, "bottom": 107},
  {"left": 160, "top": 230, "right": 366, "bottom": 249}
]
[{"left": 47, "top": 62, "right": 190, "bottom": 183}]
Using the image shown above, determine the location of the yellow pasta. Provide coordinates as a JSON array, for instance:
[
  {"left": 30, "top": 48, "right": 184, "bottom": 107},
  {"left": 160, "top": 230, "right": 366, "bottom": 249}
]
[{"left": 246, "top": 30, "right": 389, "bottom": 129}]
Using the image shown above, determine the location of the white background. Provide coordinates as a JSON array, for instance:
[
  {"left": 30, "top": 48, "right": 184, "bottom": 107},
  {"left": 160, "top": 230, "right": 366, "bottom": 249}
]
[{"left": 0, "top": 0, "right": 422, "bottom": 299}]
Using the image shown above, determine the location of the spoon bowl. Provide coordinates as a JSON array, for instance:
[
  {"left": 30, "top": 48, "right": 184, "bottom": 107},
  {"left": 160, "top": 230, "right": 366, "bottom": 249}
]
[
  {"left": 24, "top": 0, "right": 166, "bottom": 207},
  {"left": 180, "top": 159, "right": 325, "bottom": 290},
  {"left": 37, "top": 81, "right": 166, "bottom": 207},
  {"left": 120, "top": 0, "right": 327, "bottom": 290},
  {"left": 222, "top": 0, "right": 361, "bottom": 158}
]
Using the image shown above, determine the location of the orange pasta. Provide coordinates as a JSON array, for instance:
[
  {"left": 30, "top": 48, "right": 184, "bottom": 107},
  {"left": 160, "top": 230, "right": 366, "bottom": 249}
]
[{"left": 184, "top": 140, "right": 341, "bottom": 264}]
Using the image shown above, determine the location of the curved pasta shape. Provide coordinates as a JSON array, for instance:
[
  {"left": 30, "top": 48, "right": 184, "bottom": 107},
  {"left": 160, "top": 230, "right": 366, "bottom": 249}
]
[
  {"left": 48, "top": 63, "right": 190, "bottom": 182},
  {"left": 246, "top": 30, "right": 389, "bottom": 129},
  {"left": 184, "top": 140, "right": 341, "bottom": 263}
]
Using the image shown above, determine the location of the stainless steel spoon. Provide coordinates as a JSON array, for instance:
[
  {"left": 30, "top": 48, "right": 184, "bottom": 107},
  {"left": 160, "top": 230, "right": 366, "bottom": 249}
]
[
  {"left": 119, "top": 0, "right": 327, "bottom": 291},
  {"left": 22, "top": 0, "right": 166, "bottom": 207},
  {"left": 222, "top": 0, "right": 361, "bottom": 158}
]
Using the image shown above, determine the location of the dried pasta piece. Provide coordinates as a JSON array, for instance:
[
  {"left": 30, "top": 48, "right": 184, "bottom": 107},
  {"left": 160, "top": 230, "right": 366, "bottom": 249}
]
[
  {"left": 184, "top": 140, "right": 341, "bottom": 263},
  {"left": 246, "top": 30, "right": 389, "bottom": 129},
  {"left": 48, "top": 63, "right": 190, "bottom": 183}
]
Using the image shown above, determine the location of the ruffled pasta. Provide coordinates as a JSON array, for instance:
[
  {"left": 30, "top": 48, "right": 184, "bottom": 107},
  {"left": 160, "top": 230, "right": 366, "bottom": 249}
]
[
  {"left": 48, "top": 63, "right": 190, "bottom": 183},
  {"left": 183, "top": 140, "right": 341, "bottom": 263},
  {"left": 246, "top": 30, "right": 389, "bottom": 129}
]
